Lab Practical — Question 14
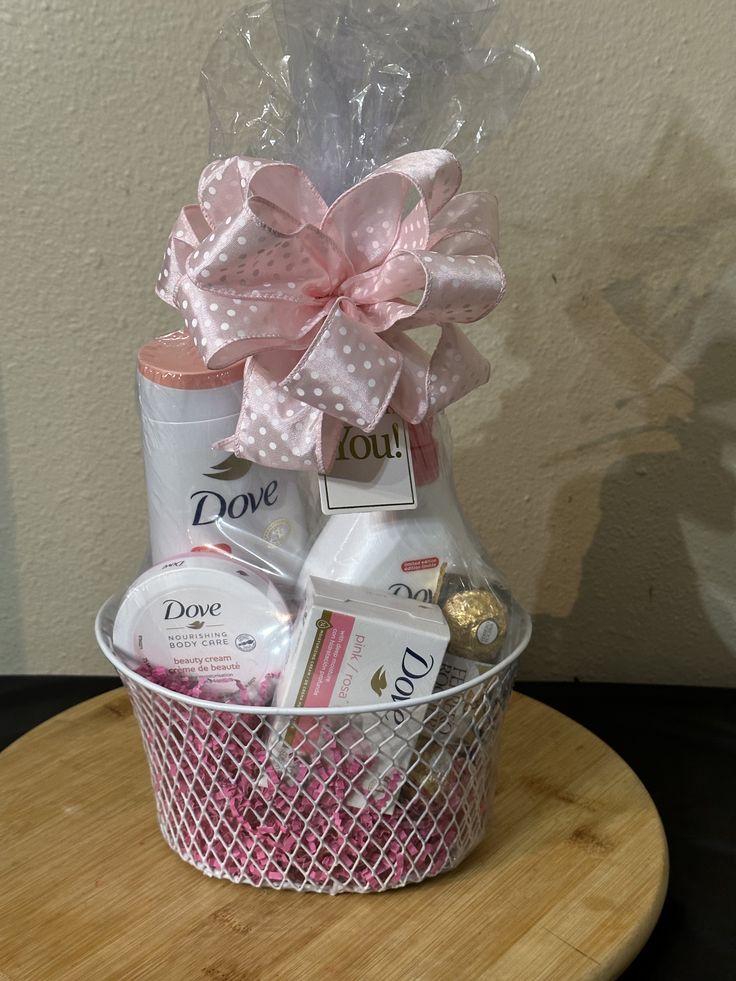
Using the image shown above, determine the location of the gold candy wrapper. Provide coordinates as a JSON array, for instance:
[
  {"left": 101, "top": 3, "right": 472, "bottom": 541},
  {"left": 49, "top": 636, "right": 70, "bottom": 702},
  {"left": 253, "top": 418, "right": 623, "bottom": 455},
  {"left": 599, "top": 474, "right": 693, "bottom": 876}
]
[
  {"left": 403, "top": 740, "right": 457, "bottom": 800},
  {"left": 442, "top": 588, "right": 508, "bottom": 662}
]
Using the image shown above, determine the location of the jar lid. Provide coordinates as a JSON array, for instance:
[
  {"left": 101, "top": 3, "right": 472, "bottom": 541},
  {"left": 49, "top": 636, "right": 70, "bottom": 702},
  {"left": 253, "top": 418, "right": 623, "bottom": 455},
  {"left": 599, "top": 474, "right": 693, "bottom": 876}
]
[
  {"left": 112, "top": 553, "right": 291, "bottom": 700},
  {"left": 137, "top": 330, "right": 245, "bottom": 390}
]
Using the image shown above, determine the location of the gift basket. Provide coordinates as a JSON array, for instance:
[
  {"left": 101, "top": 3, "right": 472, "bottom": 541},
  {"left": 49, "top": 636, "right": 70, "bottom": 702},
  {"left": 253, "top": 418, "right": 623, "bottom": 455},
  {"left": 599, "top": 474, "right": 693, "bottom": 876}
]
[{"left": 97, "top": 0, "right": 538, "bottom": 894}]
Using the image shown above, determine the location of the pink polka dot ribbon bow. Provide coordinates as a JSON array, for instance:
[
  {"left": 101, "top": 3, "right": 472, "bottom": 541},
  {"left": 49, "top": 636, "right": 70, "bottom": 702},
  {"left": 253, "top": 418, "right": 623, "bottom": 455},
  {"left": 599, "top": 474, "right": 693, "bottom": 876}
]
[{"left": 157, "top": 148, "right": 505, "bottom": 471}]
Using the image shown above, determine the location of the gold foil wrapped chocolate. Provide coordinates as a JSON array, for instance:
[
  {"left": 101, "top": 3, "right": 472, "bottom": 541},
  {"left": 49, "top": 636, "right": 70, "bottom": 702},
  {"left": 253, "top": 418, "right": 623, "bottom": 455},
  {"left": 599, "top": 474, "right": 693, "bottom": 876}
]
[
  {"left": 403, "top": 740, "right": 456, "bottom": 801},
  {"left": 426, "top": 569, "right": 510, "bottom": 753},
  {"left": 442, "top": 588, "right": 508, "bottom": 663}
]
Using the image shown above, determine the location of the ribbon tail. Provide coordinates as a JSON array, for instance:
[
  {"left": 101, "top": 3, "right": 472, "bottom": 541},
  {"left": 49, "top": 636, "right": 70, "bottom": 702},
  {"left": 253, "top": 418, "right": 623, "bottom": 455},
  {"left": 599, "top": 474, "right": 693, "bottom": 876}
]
[
  {"left": 426, "top": 324, "right": 491, "bottom": 414},
  {"left": 213, "top": 358, "right": 255, "bottom": 456},
  {"left": 214, "top": 359, "right": 343, "bottom": 472},
  {"left": 279, "top": 301, "right": 403, "bottom": 434},
  {"left": 385, "top": 324, "right": 491, "bottom": 423},
  {"left": 384, "top": 331, "right": 431, "bottom": 424},
  {"left": 316, "top": 414, "right": 347, "bottom": 474}
]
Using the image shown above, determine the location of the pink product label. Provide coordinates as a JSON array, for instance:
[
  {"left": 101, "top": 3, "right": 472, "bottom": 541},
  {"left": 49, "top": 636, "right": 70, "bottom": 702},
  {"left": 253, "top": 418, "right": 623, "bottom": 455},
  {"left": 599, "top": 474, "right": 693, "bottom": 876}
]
[{"left": 303, "top": 611, "right": 355, "bottom": 708}]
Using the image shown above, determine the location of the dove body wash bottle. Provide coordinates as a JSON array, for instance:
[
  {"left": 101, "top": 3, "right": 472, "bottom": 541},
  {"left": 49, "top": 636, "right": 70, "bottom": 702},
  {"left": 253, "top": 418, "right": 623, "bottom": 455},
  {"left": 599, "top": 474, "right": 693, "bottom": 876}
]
[
  {"left": 298, "top": 419, "right": 462, "bottom": 600},
  {"left": 298, "top": 416, "right": 522, "bottom": 663},
  {"left": 137, "top": 331, "right": 310, "bottom": 589}
]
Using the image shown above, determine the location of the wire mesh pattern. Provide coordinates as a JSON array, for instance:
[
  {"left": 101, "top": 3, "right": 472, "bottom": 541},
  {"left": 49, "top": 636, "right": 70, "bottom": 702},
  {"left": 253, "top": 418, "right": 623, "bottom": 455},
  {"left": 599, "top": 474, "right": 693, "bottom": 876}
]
[{"left": 119, "top": 662, "right": 517, "bottom": 894}]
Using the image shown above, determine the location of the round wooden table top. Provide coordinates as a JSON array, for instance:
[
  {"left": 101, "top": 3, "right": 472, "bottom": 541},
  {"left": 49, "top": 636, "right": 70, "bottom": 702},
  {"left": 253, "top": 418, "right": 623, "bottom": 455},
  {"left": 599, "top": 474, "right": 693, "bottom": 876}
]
[{"left": 0, "top": 689, "right": 667, "bottom": 981}]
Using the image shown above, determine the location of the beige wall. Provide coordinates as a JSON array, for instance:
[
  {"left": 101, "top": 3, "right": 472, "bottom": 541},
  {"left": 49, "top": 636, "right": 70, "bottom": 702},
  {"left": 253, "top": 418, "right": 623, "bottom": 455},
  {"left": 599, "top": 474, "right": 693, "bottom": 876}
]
[{"left": 2, "top": 0, "right": 735, "bottom": 683}]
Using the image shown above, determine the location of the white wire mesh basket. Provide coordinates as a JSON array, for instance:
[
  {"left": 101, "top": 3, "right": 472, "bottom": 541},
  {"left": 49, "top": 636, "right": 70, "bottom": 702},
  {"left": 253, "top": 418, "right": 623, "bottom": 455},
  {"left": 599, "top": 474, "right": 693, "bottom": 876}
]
[{"left": 96, "top": 595, "right": 530, "bottom": 894}]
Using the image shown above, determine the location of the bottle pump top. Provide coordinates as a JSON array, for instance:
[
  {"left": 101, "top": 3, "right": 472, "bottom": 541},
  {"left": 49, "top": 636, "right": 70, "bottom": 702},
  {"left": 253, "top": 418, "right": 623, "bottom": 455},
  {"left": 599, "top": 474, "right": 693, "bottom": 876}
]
[{"left": 407, "top": 419, "right": 440, "bottom": 487}]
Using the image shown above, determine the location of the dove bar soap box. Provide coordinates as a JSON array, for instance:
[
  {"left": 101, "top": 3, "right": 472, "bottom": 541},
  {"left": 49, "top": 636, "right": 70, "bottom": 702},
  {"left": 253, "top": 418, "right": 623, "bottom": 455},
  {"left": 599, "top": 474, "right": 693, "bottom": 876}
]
[
  {"left": 270, "top": 577, "right": 449, "bottom": 805},
  {"left": 274, "top": 576, "right": 450, "bottom": 712}
]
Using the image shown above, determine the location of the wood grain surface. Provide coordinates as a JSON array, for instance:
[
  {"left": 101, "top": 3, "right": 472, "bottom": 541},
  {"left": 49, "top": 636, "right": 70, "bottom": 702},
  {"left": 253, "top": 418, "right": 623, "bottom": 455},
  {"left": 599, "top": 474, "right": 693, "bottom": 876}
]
[{"left": 0, "top": 690, "right": 667, "bottom": 981}]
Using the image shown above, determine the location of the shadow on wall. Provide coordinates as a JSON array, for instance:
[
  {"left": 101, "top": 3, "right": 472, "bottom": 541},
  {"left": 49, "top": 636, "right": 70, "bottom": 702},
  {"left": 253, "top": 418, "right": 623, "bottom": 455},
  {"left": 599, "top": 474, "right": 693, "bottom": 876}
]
[
  {"left": 533, "top": 120, "right": 736, "bottom": 684},
  {"left": 0, "top": 372, "right": 23, "bottom": 671},
  {"left": 535, "top": 334, "right": 736, "bottom": 684},
  {"left": 463, "top": 118, "right": 736, "bottom": 684}
]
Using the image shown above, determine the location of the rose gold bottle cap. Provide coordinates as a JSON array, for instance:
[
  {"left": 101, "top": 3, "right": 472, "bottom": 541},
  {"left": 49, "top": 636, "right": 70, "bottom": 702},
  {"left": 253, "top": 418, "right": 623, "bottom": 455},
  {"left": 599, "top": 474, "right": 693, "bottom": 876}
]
[{"left": 137, "top": 330, "right": 244, "bottom": 390}]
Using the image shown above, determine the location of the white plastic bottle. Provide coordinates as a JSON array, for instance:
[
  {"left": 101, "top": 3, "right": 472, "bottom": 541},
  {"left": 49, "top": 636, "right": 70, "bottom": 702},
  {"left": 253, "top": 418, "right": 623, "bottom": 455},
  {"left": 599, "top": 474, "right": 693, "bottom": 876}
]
[
  {"left": 298, "top": 418, "right": 491, "bottom": 601},
  {"left": 301, "top": 416, "right": 530, "bottom": 668},
  {"left": 138, "top": 331, "right": 311, "bottom": 589}
]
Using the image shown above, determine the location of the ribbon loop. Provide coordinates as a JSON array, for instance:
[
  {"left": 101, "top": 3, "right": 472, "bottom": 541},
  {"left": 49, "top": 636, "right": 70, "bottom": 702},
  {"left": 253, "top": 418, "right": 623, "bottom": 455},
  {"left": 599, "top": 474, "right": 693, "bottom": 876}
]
[
  {"left": 157, "top": 149, "right": 506, "bottom": 471},
  {"left": 280, "top": 303, "right": 403, "bottom": 433}
]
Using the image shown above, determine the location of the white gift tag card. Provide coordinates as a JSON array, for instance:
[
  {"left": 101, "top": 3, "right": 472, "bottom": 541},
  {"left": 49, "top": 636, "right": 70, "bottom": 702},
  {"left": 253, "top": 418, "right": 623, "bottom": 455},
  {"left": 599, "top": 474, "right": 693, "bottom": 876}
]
[{"left": 319, "top": 412, "right": 417, "bottom": 514}]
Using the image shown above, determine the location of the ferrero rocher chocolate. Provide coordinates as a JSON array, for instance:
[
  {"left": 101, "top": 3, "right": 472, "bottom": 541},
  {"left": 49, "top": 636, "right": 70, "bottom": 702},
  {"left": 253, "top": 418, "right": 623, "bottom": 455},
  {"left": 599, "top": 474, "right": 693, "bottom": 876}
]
[
  {"left": 403, "top": 741, "right": 455, "bottom": 801},
  {"left": 406, "top": 756, "right": 441, "bottom": 799},
  {"left": 442, "top": 588, "right": 508, "bottom": 662},
  {"left": 433, "top": 566, "right": 469, "bottom": 605}
]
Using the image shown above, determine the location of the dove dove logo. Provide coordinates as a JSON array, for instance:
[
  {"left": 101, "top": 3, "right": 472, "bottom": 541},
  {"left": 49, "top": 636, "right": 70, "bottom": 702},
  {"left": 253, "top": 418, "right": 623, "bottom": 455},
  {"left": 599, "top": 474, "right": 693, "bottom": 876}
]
[
  {"left": 163, "top": 599, "right": 222, "bottom": 621},
  {"left": 388, "top": 646, "right": 437, "bottom": 725},
  {"left": 190, "top": 479, "right": 280, "bottom": 526},
  {"left": 388, "top": 582, "right": 434, "bottom": 602},
  {"left": 192, "top": 455, "right": 279, "bottom": 525},
  {"left": 202, "top": 453, "right": 253, "bottom": 482}
]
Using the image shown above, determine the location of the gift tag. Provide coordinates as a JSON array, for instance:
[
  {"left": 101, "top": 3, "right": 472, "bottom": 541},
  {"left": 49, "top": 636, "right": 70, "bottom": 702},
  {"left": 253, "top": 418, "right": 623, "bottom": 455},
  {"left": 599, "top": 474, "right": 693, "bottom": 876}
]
[{"left": 319, "top": 412, "right": 417, "bottom": 514}]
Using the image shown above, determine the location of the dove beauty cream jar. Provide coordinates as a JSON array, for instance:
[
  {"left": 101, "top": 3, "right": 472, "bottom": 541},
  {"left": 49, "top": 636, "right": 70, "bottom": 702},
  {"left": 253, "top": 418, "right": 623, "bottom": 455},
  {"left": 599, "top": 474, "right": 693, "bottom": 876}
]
[{"left": 112, "top": 553, "right": 291, "bottom": 701}]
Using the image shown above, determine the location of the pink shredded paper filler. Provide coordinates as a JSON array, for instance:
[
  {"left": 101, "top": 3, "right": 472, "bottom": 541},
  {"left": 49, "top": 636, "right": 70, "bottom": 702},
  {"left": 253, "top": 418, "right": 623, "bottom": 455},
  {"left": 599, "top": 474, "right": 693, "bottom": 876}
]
[{"left": 133, "top": 664, "right": 487, "bottom": 891}]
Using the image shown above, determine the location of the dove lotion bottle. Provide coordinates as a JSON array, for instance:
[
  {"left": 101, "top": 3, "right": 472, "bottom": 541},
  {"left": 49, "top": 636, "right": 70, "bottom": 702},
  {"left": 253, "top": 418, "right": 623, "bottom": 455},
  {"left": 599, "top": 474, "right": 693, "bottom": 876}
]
[{"left": 137, "top": 331, "right": 310, "bottom": 588}]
